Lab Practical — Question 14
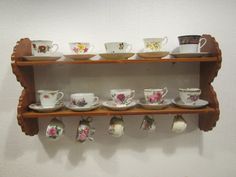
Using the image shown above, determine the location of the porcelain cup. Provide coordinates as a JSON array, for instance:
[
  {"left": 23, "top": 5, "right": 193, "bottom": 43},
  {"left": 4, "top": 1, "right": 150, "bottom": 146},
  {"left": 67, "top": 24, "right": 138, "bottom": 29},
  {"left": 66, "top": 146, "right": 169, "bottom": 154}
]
[
  {"left": 76, "top": 118, "right": 95, "bottom": 142},
  {"left": 38, "top": 90, "right": 64, "bottom": 108},
  {"left": 143, "top": 37, "right": 168, "bottom": 52},
  {"left": 171, "top": 115, "right": 187, "bottom": 133},
  {"left": 108, "top": 116, "right": 124, "bottom": 137},
  {"left": 110, "top": 89, "right": 135, "bottom": 106},
  {"left": 69, "top": 42, "right": 94, "bottom": 54},
  {"left": 144, "top": 87, "right": 168, "bottom": 104},
  {"left": 178, "top": 35, "right": 207, "bottom": 53},
  {"left": 105, "top": 42, "right": 132, "bottom": 53},
  {"left": 46, "top": 118, "right": 65, "bottom": 140},
  {"left": 70, "top": 93, "right": 99, "bottom": 107},
  {"left": 31, "top": 40, "right": 59, "bottom": 56},
  {"left": 179, "top": 88, "right": 201, "bottom": 105},
  {"left": 140, "top": 115, "right": 156, "bottom": 131}
]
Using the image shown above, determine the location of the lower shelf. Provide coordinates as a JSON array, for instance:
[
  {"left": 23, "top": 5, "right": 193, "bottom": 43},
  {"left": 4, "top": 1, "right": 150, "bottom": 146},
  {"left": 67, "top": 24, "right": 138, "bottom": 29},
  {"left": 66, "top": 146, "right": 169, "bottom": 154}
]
[{"left": 22, "top": 106, "right": 216, "bottom": 118}]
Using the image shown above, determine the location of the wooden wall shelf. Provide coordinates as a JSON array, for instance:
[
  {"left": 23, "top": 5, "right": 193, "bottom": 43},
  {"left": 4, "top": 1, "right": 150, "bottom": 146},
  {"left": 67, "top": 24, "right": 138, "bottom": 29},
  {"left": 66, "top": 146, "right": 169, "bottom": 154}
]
[{"left": 11, "top": 34, "right": 222, "bottom": 136}]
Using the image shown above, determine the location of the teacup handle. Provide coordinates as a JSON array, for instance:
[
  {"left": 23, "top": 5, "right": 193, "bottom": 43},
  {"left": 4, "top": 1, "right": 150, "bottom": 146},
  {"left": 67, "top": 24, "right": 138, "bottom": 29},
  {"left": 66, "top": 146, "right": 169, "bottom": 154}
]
[
  {"left": 51, "top": 44, "right": 59, "bottom": 53},
  {"left": 126, "top": 90, "right": 135, "bottom": 105},
  {"left": 162, "top": 87, "right": 168, "bottom": 98},
  {"left": 199, "top": 38, "right": 207, "bottom": 50},
  {"left": 162, "top": 36, "right": 168, "bottom": 46},
  {"left": 56, "top": 92, "right": 64, "bottom": 104},
  {"left": 127, "top": 44, "right": 132, "bottom": 52}
]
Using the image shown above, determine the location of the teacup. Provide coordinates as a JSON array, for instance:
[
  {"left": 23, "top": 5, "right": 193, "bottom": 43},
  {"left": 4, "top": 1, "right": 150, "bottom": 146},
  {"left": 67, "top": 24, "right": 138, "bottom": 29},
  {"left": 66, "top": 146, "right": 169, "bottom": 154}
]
[
  {"left": 31, "top": 40, "right": 59, "bottom": 56},
  {"left": 111, "top": 89, "right": 135, "bottom": 106},
  {"left": 140, "top": 115, "right": 156, "bottom": 131},
  {"left": 105, "top": 42, "right": 132, "bottom": 53},
  {"left": 69, "top": 42, "right": 94, "bottom": 54},
  {"left": 179, "top": 88, "right": 201, "bottom": 105},
  {"left": 178, "top": 35, "right": 207, "bottom": 53},
  {"left": 144, "top": 87, "right": 168, "bottom": 104},
  {"left": 76, "top": 117, "right": 95, "bottom": 142},
  {"left": 70, "top": 93, "right": 99, "bottom": 107},
  {"left": 108, "top": 116, "right": 124, "bottom": 137},
  {"left": 46, "top": 118, "right": 65, "bottom": 140},
  {"left": 171, "top": 115, "right": 187, "bottom": 133},
  {"left": 143, "top": 37, "right": 168, "bottom": 52},
  {"left": 38, "top": 90, "right": 64, "bottom": 108}
]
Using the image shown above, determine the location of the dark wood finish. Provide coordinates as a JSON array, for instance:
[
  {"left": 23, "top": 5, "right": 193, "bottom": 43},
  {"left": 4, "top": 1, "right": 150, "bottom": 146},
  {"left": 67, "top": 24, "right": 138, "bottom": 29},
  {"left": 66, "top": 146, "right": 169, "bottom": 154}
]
[
  {"left": 11, "top": 35, "right": 221, "bottom": 135},
  {"left": 23, "top": 106, "right": 216, "bottom": 118},
  {"left": 199, "top": 34, "right": 222, "bottom": 131},
  {"left": 16, "top": 57, "right": 218, "bottom": 66},
  {"left": 11, "top": 38, "right": 39, "bottom": 136}
]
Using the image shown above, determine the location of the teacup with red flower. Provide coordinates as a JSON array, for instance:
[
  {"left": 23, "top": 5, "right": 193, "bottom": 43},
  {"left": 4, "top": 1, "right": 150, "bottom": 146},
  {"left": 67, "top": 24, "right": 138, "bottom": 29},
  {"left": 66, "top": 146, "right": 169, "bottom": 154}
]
[
  {"left": 110, "top": 89, "right": 135, "bottom": 107},
  {"left": 144, "top": 87, "right": 168, "bottom": 104},
  {"left": 69, "top": 42, "right": 94, "bottom": 54},
  {"left": 46, "top": 118, "right": 64, "bottom": 140},
  {"left": 179, "top": 88, "right": 201, "bottom": 105}
]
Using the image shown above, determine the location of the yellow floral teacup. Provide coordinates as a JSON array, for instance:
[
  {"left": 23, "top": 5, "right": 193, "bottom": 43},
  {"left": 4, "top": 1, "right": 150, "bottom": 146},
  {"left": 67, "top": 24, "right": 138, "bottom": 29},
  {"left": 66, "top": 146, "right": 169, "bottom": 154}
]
[
  {"left": 143, "top": 37, "right": 168, "bottom": 52},
  {"left": 69, "top": 42, "right": 94, "bottom": 54}
]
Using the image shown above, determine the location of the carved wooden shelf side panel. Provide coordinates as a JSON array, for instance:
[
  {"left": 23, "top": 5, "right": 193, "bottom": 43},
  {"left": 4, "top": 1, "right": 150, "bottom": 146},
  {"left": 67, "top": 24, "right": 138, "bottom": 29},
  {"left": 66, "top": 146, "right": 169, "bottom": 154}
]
[
  {"left": 199, "top": 34, "right": 222, "bottom": 131},
  {"left": 11, "top": 38, "right": 38, "bottom": 136}
]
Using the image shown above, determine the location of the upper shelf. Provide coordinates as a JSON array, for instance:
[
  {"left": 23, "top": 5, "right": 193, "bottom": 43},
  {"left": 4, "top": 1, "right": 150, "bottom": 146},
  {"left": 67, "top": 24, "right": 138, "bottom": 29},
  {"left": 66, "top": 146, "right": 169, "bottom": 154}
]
[{"left": 14, "top": 57, "right": 218, "bottom": 66}]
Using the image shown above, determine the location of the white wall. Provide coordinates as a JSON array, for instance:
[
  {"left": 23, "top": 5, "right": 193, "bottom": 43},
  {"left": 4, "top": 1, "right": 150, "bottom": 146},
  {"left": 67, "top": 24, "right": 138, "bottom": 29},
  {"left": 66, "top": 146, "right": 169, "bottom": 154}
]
[{"left": 1, "top": 0, "right": 236, "bottom": 177}]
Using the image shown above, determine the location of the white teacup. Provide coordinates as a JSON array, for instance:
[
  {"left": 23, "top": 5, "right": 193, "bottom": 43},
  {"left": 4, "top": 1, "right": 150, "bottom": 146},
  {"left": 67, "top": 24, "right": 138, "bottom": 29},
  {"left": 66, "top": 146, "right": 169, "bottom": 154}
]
[
  {"left": 172, "top": 115, "right": 187, "bottom": 133},
  {"left": 105, "top": 42, "right": 132, "bottom": 53},
  {"left": 179, "top": 88, "right": 201, "bottom": 105},
  {"left": 143, "top": 37, "right": 168, "bottom": 52},
  {"left": 110, "top": 89, "right": 135, "bottom": 106},
  {"left": 31, "top": 40, "right": 59, "bottom": 56},
  {"left": 144, "top": 87, "right": 168, "bottom": 104},
  {"left": 38, "top": 90, "right": 64, "bottom": 108},
  {"left": 178, "top": 35, "right": 207, "bottom": 53},
  {"left": 46, "top": 118, "right": 65, "bottom": 140},
  {"left": 108, "top": 116, "right": 124, "bottom": 137},
  {"left": 70, "top": 93, "right": 99, "bottom": 107},
  {"left": 69, "top": 42, "right": 94, "bottom": 54}
]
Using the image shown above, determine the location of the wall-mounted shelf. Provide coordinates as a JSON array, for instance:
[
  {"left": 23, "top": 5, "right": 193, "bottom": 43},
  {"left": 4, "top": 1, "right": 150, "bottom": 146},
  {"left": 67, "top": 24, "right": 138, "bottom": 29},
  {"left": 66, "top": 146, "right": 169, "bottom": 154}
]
[{"left": 11, "top": 34, "right": 222, "bottom": 136}]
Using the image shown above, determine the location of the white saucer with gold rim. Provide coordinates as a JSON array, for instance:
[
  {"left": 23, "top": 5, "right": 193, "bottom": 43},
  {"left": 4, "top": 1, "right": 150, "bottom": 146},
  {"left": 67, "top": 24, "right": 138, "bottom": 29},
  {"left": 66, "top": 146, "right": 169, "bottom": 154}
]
[{"left": 29, "top": 102, "right": 64, "bottom": 112}]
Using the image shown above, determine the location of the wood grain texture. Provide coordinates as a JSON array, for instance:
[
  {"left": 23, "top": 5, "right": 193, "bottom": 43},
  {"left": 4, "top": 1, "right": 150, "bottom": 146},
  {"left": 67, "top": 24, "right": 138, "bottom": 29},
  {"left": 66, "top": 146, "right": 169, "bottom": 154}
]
[
  {"left": 11, "top": 38, "right": 38, "bottom": 136},
  {"left": 22, "top": 106, "right": 216, "bottom": 118},
  {"left": 16, "top": 57, "right": 218, "bottom": 66},
  {"left": 199, "top": 34, "right": 222, "bottom": 131}
]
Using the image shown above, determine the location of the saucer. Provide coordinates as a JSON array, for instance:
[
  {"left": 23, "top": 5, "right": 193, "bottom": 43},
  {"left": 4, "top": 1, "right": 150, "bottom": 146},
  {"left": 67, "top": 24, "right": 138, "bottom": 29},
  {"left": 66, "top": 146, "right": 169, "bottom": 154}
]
[
  {"left": 29, "top": 102, "right": 64, "bottom": 112},
  {"left": 103, "top": 100, "right": 137, "bottom": 111},
  {"left": 64, "top": 54, "right": 96, "bottom": 60},
  {"left": 170, "top": 52, "right": 211, "bottom": 58},
  {"left": 172, "top": 97, "right": 209, "bottom": 109},
  {"left": 65, "top": 102, "right": 101, "bottom": 112},
  {"left": 99, "top": 53, "right": 135, "bottom": 60},
  {"left": 139, "top": 98, "right": 171, "bottom": 110},
  {"left": 137, "top": 51, "right": 169, "bottom": 58},
  {"left": 23, "top": 56, "right": 61, "bottom": 61}
]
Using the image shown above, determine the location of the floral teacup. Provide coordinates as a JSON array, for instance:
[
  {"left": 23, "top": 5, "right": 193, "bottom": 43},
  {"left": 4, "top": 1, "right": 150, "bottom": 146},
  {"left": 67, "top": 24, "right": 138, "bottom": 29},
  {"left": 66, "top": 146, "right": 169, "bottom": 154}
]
[
  {"left": 171, "top": 115, "right": 187, "bottom": 133},
  {"left": 31, "top": 40, "right": 59, "bottom": 56},
  {"left": 70, "top": 93, "right": 99, "bottom": 107},
  {"left": 140, "top": 115, "right": 156, "bottom": 131},
  {"left": 46, "top": 118, "right": 64, "bottom": 140},
  {"left": 143, "top": 37, "right": 168, "bottom": 52},
  {"left": 144, "top": 87, "right": 168, "bottom": 104},
  {"left": 108, "top": 116, "right": 124, "bottom": 137},
  {"left": 179, "top": 88, "right": 201, "bottom": 105},
  {"left": 76, "top": 118, "right": 95, "bottom": 143},
  {"left": 38, "top": 90, "right": 64, "bottom": 108},
  {"left": 69, "top": 42, "right": 94, "bottom": 54},
  {"left": 111, "top": 89, "right": 135, "bottom": 106}
]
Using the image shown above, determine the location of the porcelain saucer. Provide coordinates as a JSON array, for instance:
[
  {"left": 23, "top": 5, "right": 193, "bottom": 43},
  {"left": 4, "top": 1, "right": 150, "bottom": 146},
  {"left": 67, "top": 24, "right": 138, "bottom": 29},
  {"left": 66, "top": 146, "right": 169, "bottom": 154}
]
[
  {"left": 64, "top": 54, "right": 96, "bottom": 60},
  {"left": 23, "top": 56, "right": 61, "bottom": 61},
  {"left": 137, "top": 51, "right": 169, "bottom": 58},
  {"left": 103, "top": 100, "right": 137, "bottom": 111},
  {"left": 65, "top": 102, "right": 101, "bottom": 112},
  {"left": 172, "top": 97, "right": 209, "bottom": 109},
  {"left": 170, "top": 52, "right": 211, "bottom": 58},
  {"left": 139, "top": 98, "right": 171, "bottom": 110},
  {"left": 29, "top": 102, "right": 64, "bottom": 112},
  {"left": 99, "top": 53, "right": 135, "bottom": 60}
]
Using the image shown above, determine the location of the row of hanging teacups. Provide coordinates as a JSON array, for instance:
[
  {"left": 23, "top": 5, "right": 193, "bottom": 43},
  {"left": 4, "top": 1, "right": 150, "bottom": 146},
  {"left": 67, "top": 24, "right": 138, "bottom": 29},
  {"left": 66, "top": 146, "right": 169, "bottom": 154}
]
[
  {"left": 29, "top": 88, "right": 209, "bottom": 112},
  {"left": 29, "top": 87, "right": 208, "bottom": 112},
  {"left": 46, "top": 115, "right": 187, "bottom": 141},
  {"left": 23, "top": 35, "right": 210, "bottom": 61}
]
